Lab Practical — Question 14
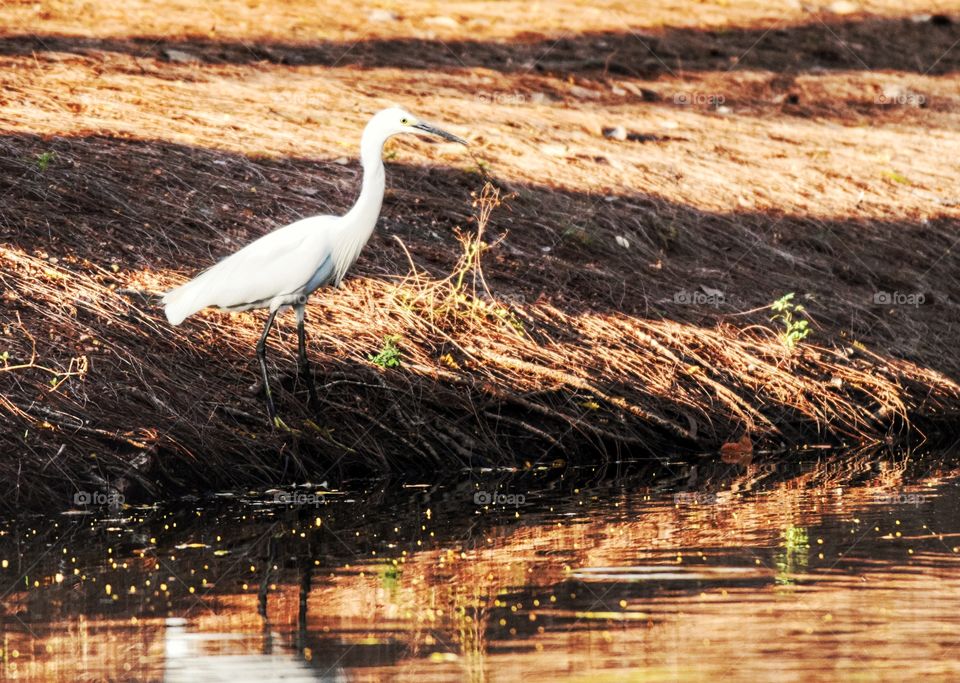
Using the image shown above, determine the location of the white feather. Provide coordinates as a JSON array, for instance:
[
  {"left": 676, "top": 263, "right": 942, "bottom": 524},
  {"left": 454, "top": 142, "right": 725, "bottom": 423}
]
[
  {"left": 162, "top": 215, "right": 336, "bottom": 324},
  {"left": 162, "top": 106, "right": 463, "bottom": 327}
]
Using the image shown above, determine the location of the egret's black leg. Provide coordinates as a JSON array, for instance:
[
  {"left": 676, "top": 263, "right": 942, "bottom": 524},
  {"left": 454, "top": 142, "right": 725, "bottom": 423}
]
[
  {"left": 256, "top": 308, "right": 280, "bottom": 420},
  {"left": 295, "top": 304, "right": 319, "bottom": 406}
]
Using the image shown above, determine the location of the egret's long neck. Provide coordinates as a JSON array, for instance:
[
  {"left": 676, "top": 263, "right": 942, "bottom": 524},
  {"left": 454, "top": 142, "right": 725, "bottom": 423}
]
[
  {"left": 342, "top": 127, "right": 387, "bottom": 228},
  {"left": 330, "top": 124, "right": 388, "bottom": 285}
]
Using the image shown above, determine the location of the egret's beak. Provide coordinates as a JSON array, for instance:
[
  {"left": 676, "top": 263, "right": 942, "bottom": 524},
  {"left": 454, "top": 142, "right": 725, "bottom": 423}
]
[{"left": 413, "top": 121, "right": 468, "bottom": 145}]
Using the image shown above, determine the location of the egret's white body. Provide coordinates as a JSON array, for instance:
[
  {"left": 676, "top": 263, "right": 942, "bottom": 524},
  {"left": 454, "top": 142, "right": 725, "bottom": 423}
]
[{"left": 161, "top": 107, "right": 467, "bottom": 420}]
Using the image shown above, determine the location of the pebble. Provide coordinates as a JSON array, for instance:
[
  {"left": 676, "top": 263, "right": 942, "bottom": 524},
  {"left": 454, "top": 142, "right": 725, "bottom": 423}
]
[
  {"left": 368, "top": 9, "right": 399, "bottom": 21},
  {"left": 827, "top": 1, "right": 859, "bottom": 15},
  {"left": 539, "top": 144, "right": 567, "bottom": 157},
  {"left": 162, "top": 49, "right": 200, "bottom": 64},
  {"left": 603, "top": 126, "right": 628, "bottom": 141},
  {"left": 569, "top": 85, "right": 601, "bottom": 100},
  {"left": 424, "top": 16, "right": 459, "bottom": 28}
]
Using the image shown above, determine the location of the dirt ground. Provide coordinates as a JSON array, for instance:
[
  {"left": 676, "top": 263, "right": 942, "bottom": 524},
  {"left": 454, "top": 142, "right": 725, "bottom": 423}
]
[{"left": 1, "top": 0, "right": 959, "bottom": 508}]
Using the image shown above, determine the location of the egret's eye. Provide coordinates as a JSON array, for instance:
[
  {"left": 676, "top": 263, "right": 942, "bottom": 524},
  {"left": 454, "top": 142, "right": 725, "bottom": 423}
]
[{"left": 400, "top": 117, "right": 410, "bottom": 125}]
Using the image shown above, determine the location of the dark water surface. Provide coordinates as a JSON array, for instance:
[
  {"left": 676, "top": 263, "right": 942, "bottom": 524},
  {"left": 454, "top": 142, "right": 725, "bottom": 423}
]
[{"left": 1, "top": 454, "right": 959, "bottom": 681}]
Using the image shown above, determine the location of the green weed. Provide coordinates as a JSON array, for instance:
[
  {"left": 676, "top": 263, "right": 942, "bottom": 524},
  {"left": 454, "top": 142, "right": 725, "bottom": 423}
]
[
  {"left": 770, "top": 293, "right": 810, "bottom": 350},
  {"left": 369, "top": 335, "right": 402, "bottom": 368}
]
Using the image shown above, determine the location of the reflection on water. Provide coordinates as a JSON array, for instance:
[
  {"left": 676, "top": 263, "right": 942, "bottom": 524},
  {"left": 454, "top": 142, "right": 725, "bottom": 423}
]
[{"left": 2, "top": 453, "right": 960, "bottom": 681}]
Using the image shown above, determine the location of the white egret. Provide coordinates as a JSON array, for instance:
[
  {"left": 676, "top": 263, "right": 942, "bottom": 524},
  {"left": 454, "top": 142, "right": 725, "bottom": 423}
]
[{"left": 162, "top": 107, "right": 467, "bottom": 422}]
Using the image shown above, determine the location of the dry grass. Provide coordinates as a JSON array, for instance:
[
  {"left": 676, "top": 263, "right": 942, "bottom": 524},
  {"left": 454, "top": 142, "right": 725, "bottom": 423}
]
[{"left": 1, "top": 0, "right": 959, "bottom": 508}]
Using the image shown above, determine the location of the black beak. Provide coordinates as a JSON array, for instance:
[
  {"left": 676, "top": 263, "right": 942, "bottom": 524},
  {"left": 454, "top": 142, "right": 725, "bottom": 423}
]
[{"left": 413, "top": 121, "right": 468, "bottom": 145}]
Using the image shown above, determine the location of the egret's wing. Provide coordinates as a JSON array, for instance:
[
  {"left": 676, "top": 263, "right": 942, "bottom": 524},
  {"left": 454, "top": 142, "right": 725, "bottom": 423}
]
[{"left": 163, "top": 216, "right": 334, "bottom": 324}]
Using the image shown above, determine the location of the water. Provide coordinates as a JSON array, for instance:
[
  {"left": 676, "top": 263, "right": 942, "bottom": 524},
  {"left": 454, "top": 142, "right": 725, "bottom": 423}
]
[{"left": 2, "top": 454, "right": 960, "bottom": 681}]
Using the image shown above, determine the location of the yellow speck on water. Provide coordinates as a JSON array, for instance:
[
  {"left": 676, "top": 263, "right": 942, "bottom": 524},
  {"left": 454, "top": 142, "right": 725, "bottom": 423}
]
[
  {"left": 160, "top": 583, "right": 168, "bottom": 591},
  {"left": 1, "top": 560, "right": 7, "bottom": 569},
  {"left": 315, "top": 517, "right": 322, "bottom": 527},
  {"left": 54, "top": 573, "right": 63, "bottom": 583},
  {"left": 105, "top": 584, "right": 111, "bottom": 596}
]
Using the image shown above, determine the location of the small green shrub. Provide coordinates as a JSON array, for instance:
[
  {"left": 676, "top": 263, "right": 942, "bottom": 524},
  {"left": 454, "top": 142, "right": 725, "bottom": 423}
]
[{"left": 770, "top": 293, "right": 810, "bottom": 350}]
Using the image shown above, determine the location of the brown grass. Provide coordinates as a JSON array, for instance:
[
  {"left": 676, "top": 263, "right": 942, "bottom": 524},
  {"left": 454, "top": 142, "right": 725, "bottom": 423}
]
[{"left": 1, "top": 0, "right": 959, "bottom": 508}]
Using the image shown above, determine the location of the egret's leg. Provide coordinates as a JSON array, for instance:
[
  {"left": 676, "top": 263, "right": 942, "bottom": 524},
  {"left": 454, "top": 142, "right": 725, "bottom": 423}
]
[
  {"left": 295, "top": 304, "right": 319, "bottom": 406},
  {"left": 256, "top": 308, "right": 280, "bottom": 420}
]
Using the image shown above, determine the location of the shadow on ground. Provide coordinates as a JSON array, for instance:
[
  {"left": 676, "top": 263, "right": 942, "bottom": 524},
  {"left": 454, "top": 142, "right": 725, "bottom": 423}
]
[{"left": 0, "top": 15, "right": 958, "bottom": 75}]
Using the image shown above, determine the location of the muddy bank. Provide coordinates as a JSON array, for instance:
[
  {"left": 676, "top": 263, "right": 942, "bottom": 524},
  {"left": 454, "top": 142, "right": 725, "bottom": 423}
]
[
  {"left": 1, "top": 138, "right": 957, "bottom": 509},
  {"left": 1, "top": 0, "right": 960, "bottom": 509}
]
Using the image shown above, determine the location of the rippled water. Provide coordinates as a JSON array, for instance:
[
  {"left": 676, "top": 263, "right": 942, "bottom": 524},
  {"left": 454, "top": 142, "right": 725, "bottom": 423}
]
[{"left": 2, "top": 454, "right": 960, "bottom": 681}]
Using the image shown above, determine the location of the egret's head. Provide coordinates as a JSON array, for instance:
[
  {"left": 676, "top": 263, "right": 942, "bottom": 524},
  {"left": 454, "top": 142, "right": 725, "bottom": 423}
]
[{"left": 371, "top": 107, "right": 468, "bottom": 145}]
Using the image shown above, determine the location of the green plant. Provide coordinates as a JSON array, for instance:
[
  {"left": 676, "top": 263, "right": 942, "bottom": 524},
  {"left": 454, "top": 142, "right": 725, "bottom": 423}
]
[
  {"left": 369, "top": 335, "right": 402, "bottom": 368},
  {"left": 36, "top": 151, "right": 55, "bottom": 171},
  {"left": 770, "top": 293, "right": 810, "bottom": 350}
]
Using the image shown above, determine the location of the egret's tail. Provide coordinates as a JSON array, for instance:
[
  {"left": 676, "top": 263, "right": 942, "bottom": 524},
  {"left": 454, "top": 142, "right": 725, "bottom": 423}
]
[{"left": 162, "top": 278, "right": 207, "bottom": 326}]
